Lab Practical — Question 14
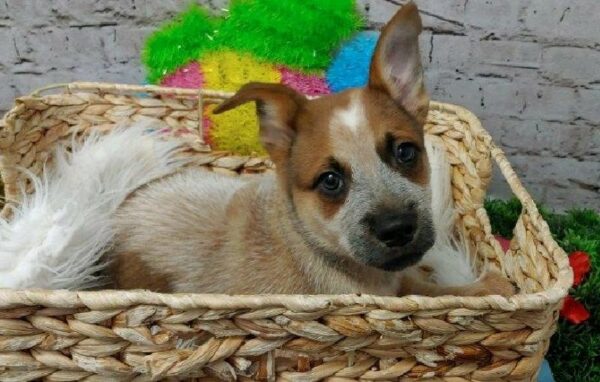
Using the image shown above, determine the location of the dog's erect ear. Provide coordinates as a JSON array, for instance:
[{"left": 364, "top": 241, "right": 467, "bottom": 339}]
[
  {"left": 213, "top": 82, "right": 306, "bottom": 163},
  {"left": 369, "top": 1, "right": 429, "bottom": 125}
]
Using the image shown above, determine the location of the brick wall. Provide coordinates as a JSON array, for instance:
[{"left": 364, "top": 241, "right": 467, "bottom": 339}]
[{"left": 1, "top": 0, "right": 598, "bottom": 210}]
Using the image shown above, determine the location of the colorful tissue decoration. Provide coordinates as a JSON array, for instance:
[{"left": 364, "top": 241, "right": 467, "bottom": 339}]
[
  {"left": 326, "top": 31, "right": 379, "bottom": 92},
  {"left": 142, "top": 0, "right": 366, "bottom": 155},
  {"left": 161, "top": 62, "right": 204, "bottom": 89},
  {"left": 205, "top": 103, "right": 265, "bottom": 156},
  {"left": 201, "top": 51, "right": 280, "bottom": 155},
  {"left": 202, "top": 51, "right": 281, "bottom": 92},
  {"left": 279, "top": 67, "right": 331, "bottom": 96},
  {"left": 143, "top": 5, "right": 220, "bottom": 84},
  {"left": 212, "top": 0, "right": 363, "bottom": 71},
  {"left": 143, "top": 0, "right": 365, "bottom": 85}
]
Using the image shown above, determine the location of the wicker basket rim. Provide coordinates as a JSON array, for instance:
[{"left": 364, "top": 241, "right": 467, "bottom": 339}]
[{"left": 0, "top": 82, "right": 573, "bottom": 313}]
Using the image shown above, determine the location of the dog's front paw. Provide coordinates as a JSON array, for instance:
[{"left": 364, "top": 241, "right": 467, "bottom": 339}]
[{"left": 471, "top": 271, "right": 516, "bottom": 297}]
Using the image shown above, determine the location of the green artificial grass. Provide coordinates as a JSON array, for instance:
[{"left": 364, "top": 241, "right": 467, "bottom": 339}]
[
  {"left": 485, "top": 198, "right": 600, "bottom": 382},
  {"left": 142, "top": 4, "right": 221, "bottom": 83},
  {"left": 214, "top": 0, "right": 364, "bottom": 71}
]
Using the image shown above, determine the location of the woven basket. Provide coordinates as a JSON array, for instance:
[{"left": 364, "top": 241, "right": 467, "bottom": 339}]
[{"left": 0, "top": 82, "right": 572, "bottom": 382}]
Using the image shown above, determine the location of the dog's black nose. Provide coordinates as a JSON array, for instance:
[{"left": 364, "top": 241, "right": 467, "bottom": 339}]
[{"left": 371, "top": 211, "right": 417, "bottom": 248}]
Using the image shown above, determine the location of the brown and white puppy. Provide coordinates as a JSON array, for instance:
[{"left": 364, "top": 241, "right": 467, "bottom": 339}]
[{"left": 110, "top": 2, "right": 513, "bottom": 297}]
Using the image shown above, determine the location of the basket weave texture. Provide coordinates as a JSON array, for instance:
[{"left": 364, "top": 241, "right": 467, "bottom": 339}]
[{"left": 0, "top": 82, "right": 572, "bottom": 381}]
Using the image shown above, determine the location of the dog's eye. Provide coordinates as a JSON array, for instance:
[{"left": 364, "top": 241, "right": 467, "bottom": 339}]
[
  {"left": 317, "top": 172, "right": 344, "bottom": 197},
  {"left": 394, "top": 142, "right": 418, "bottom": 164}
]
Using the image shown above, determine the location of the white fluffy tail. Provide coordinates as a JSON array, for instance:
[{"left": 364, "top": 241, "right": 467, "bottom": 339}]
[
  {"left": 0, "top": 122, "right": 190, "bottom": 290},
  {"left": 422, "top": 137, "right": 477, "bottom": 286}
]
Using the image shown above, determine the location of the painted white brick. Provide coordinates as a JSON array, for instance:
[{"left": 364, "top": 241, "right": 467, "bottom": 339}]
[
  {"left": 429, "top": 77, "right": 483, "bottom": 113},
  {"left": 491, "top": 155, "right": 600, "bottom": 209},
  {"left": 0, "top": 1, "right": 11, "bottom": 27},
  {"left": 358, "top": 0, "right": 399, "bottom": 27},
  {"left": 106, "top": 27, "right": 155, "bottom": 65},
  {"left": 521, "top": 85, "right": 579, "bottom": 122},
  {"left": 475, "top": 41, "right": 541, "bottom": 70},
  {"left": 412, "top": 0, "right": 466, "bottom": 33},
  {"left": 542, "top": 46, "right": 600, "bottom": 86},
  {"left": 488, "top": 117, "right": 598, "bottom": 159},
  {"left": 0, "top": 74, "right": 18, "bottom": 111},
  {"left": 523, "top": 0, "right": 600, "bottom": 44},
  {"left": 577, "top": 89, "right": 600, "bottom": 123},
  {"left": 11, "top": 28, "right": 73, "bottom": 70},
  {"left": 464, "top": 0, "right": 523, "bottom": 37},
  {"left": 7, "top": 0, "right": 58, "bottom": 27},
  {"left": 359, "top": 0, "right": 466, "bottom": 33},
  {"left": 0, "top": 30, "right": 17, "bottom": 67},
  {"left": 479, "top": 79, "right": 528, "bottom": 118},
  {"left": 430, "top": 34, "right": 472, "bottom": 73}
]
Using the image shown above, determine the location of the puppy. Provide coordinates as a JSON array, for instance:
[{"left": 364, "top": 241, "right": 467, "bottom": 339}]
[{"left": 110, "top": 2, "right": 513, "bottom": 297}]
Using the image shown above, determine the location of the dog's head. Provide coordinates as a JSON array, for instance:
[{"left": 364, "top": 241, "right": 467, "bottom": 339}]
[{"left": 214, "top": 2, "right": 434, "bottom": 272}]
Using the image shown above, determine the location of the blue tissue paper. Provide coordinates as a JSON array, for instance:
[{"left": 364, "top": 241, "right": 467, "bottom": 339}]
[{"left": 326, "top": 31, "right": 379, "bottom": 92}]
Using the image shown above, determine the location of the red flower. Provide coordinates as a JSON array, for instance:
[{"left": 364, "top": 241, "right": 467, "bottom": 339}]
[
  {"left": 560, "top": 295, "right": 590, "bottom": 324},
  {"left": 569, "top": 251, "right": 591, "bottom": 287},
  {"left": 495, "top": 235, "right": 510, "bottom": 253}
]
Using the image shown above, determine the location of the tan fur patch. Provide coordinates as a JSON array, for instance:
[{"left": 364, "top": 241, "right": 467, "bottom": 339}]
[{"left": 112, "top": 252, "right": 173, "bottom": 292}]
